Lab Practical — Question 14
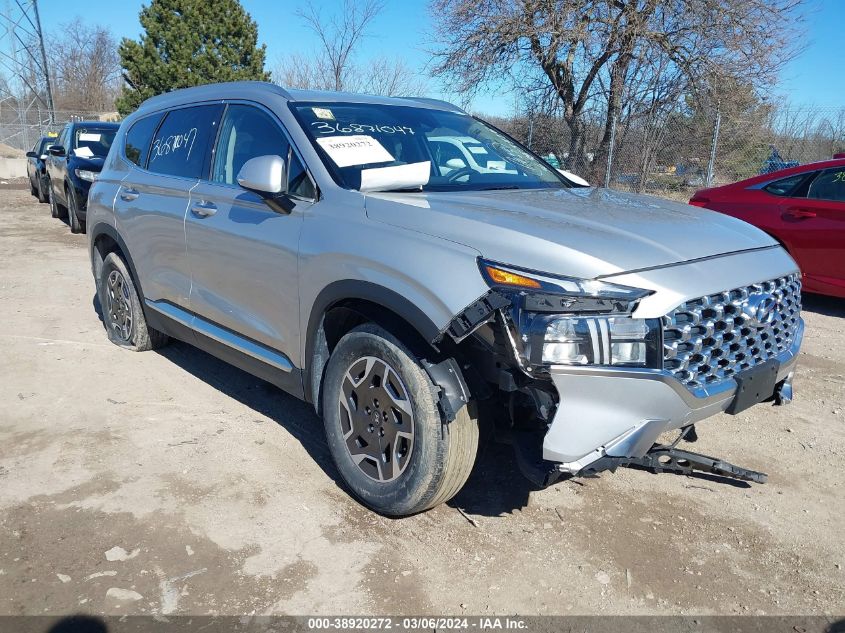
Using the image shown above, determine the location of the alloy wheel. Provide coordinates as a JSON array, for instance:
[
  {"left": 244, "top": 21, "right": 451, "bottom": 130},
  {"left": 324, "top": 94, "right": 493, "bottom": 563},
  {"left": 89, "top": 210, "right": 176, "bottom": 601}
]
[
  {"left": 104, "top": 270, "right": 133, "bottom": 343},
  {"left": 338, "top": 356, "right": 415, "bottom": 482}
]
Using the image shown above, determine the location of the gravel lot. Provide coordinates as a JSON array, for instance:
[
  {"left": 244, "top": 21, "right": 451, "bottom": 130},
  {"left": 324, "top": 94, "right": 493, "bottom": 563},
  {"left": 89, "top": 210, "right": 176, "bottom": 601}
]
[{"left": 1, "top": 185, "right": 844, "bottom": 617}]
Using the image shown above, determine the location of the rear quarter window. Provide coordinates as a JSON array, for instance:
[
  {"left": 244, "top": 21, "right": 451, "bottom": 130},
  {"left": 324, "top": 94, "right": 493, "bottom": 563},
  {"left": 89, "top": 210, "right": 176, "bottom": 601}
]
[
  {"left": 762, "top": 173, "right": 811, "bottom": 197},
  {"left": 147, "top": 104, "right": 223, "bottom": 179},
  {"left": 124, "top": 114, "right": 163, "bottom": 167}
]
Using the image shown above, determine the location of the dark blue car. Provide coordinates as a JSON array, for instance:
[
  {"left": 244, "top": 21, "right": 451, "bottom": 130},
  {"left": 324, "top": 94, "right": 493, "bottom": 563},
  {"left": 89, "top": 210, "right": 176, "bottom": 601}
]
[
  {"left": 45, "top": 121, "right": 120, "bottom": 233},
  {"left": 25, "top": 136, "right": 56, "bottom": 203}
]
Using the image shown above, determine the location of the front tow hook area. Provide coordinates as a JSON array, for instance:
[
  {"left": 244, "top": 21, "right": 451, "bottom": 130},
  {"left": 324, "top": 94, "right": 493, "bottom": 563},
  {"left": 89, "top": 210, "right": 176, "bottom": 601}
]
[
  {"left": 581, "top": 444, "right": 768, "bottom": 484},
  {"left": 774, "top": 371, "right": 794, "bottom": 405}
]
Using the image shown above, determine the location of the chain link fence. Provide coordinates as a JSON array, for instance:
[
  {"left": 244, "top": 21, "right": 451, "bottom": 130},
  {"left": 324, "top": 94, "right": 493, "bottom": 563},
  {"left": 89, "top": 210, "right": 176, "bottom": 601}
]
[
  {"left": 496, "top": 105, "right": 845, "bottom": 202},
  {"left": 0, "top": 100, "right": 119, "bottom": 155}
]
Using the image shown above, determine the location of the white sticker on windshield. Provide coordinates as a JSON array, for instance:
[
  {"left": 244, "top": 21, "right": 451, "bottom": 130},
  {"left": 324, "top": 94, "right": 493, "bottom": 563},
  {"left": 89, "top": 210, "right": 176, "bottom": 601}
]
[
  {"left": 79, "top": 133, "right": 101, "bottom": 142},
  {"left": 486, "top": 160, "right": 506, "bottom": 171},
  {"left": 74, "top": 146, "right": 94, "bottom": 158},
  {"left": 312, "top": 107, "right": 335, "bottom": 120},
  {"left": 467, "top": 145, "right": 488, "bottom": 155},
  {"left": 360, "top": 161, "right": 430, "bottom": 192},
  {"left": 316, "top": 135, "right": 394, "bottom": 168}
]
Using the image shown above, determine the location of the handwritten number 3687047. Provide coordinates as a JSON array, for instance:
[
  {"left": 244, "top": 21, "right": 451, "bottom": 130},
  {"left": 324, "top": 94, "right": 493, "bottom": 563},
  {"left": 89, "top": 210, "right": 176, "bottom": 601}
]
[{"left": 151, "top": 128, "right": 198, "bottom": 163}]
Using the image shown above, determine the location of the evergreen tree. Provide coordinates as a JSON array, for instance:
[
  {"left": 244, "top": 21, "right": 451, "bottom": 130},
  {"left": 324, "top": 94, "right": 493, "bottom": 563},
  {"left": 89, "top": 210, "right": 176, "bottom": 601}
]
[{"left": 116, "top": 0, "right": 269, "bottom": 114}]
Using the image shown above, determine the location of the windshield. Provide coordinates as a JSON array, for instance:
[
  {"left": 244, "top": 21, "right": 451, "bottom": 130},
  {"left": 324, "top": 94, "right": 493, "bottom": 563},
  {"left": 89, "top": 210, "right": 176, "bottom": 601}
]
[
  {"left": 73, "top": 127, "right": 117, "bottom": 159},
  {"left": 291, "top": 102, "right": 567, "bottom": 192}
]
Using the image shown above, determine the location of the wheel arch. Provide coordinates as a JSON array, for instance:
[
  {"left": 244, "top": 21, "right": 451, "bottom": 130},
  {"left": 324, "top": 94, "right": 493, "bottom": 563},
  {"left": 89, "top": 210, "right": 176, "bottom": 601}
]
[
  {"left": 304, "top": 280, "right": 449, "bottom": 413},
  {"left": 89, "top": 223, "right": 146, "bottom": 304}
]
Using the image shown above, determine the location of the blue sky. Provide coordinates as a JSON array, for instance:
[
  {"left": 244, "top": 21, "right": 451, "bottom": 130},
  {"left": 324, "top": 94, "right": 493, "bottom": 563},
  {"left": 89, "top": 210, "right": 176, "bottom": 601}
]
[{"left": 37, "top": 0, "right": 842, "bottom": 116}]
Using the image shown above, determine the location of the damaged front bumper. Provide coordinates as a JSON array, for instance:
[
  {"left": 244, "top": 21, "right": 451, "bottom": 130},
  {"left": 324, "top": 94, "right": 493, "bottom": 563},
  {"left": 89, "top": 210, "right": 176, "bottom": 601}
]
[{"left": 544, "top": 320, "right": 803, "bottom": 474}]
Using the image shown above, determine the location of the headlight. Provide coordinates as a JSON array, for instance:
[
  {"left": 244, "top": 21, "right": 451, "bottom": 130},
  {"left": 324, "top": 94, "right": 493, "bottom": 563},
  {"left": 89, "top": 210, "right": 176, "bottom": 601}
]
[
  {"left": 539, "top": 314, "right": 660, "bottom": 366},
  {"left": 75, "top": 169, "right": 97, "bottom": 182},
  {"left": 479, "top": 259, "right": 662, "bottom": 370}
]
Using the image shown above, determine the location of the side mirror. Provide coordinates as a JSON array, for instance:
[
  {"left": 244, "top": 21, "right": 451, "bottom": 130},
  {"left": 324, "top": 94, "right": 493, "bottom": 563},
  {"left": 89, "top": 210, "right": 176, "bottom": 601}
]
[
  {"left": 236, "top": 155, "right": 287, "bottom": 195},
  {"left": 445, "top": 158, "right": 467, "bottom": 170},
  {"left": 26, "top": 151, "right": 37, "bottom": 158},
  {"left": 48, "top": 145, "right": 65, "bottom": 157}
]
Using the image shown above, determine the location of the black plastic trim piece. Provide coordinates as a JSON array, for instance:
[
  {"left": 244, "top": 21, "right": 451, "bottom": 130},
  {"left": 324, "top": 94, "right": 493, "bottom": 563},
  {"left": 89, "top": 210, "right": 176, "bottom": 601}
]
[
  {"left": 444, "top": 291, "right": 511, "bottom": 342},
  {"left": 422, "top": 357, "right": 470, "bottom": 423}
]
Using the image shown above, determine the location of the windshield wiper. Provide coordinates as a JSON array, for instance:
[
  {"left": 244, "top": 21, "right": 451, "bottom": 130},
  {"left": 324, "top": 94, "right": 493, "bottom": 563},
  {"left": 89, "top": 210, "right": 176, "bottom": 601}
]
[{"left": 478, "top": 185, "right": 521, "bottom": 191}]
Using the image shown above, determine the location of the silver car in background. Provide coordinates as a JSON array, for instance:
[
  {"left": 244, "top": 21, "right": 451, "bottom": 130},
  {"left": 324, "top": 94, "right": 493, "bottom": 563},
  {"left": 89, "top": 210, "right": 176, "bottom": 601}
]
[{"left": 87, "top": 82, "right": 802, "bottom": 516}]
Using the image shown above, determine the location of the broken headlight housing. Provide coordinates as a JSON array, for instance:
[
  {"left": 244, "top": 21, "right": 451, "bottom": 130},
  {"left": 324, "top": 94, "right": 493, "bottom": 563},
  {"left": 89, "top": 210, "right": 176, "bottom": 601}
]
[{"left": 479, "top": 259, "right": 663, "bottom": 370}]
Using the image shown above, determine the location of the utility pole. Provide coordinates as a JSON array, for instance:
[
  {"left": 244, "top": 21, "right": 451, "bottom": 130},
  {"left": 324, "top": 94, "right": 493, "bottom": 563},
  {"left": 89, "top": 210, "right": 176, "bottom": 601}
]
[
  {"left": 31, "top": 0, "right": 54, "bottom": 120},
  {"left": 0, "top": 0, "right": 55, "bottom": 124},
  {"left": 706, "top": 107, "right": 722, "bottom": 188},
  {"left": 603, "top": 114, "right": 618, "bottom": 189}
]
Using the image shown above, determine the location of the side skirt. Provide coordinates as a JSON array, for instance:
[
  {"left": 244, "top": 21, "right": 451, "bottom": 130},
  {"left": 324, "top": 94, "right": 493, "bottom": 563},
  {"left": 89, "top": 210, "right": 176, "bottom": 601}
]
[{"left": 144, "top": 300, "right": 305, "bottom": 400}]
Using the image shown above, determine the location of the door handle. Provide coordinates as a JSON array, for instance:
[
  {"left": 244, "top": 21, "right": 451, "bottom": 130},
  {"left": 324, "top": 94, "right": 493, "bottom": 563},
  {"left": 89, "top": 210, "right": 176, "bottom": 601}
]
[
  {"left": 782, "top": 208, "right": 816, "bottom": 220},
  {"left": 119, "top": 188, "right": 139, "bottom": 202},
  {"left": 191, "top": 201, "right": 217, "bottom": 217}
]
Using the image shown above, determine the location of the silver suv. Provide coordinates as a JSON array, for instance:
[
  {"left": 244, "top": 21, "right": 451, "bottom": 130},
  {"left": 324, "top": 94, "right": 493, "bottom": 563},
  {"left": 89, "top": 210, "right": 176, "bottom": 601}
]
[{"left": 88, "top": 82, "right": 803, "bottom": 515}]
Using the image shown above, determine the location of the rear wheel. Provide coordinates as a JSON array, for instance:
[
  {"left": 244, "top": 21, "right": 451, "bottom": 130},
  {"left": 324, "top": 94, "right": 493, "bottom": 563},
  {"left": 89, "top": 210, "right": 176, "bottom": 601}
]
[
  {"left": 67, "top": 186, "right": 83, "bottom": 233},
  {"left": 98, "top": 252, "right": 169, "bottom": 351},
  {"left": 36, "top": 177, "right": 47, "bottom": 203},
  {"left": 322, "top": 323, "right": 478, "bottom": 516},
  {"left": 48, "top": 181, "right": 65, "bottom": 219}
]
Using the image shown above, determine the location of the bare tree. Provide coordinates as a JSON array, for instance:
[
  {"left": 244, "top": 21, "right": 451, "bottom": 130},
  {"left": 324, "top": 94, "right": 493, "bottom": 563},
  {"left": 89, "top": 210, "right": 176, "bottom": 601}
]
[
  {"left": 296, "top": 0, "right": 383, "bottom": 92},
  {"left": 273, "top": 0, "right": 426, "bottom": 96},
  {"left": 430, "top": 0, "right": 807, "bottom": 178},
  {"left": 49, "top": 18, "right": 121, "bottom": 112}
]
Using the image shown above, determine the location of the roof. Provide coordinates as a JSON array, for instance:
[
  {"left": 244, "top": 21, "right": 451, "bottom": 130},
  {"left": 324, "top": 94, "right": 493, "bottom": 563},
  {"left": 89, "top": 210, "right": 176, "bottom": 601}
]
[
  {"left": 68, "top": 121, "right": 120, "bottom": 128},
  {"left": 138, "top": 81, "right": 464, "bottom": 114}
]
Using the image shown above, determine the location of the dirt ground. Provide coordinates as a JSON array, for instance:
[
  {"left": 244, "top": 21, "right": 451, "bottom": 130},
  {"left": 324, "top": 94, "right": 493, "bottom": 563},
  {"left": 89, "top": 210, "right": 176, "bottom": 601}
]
[{"left": 1, "top": 186, "right": 843, "bottom": 618}]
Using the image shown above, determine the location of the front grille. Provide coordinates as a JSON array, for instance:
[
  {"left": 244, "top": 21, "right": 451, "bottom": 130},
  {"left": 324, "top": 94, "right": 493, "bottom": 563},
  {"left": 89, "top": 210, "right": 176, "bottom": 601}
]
[{"left": 662, "top": 274, "right": 801, "bottom": 389}]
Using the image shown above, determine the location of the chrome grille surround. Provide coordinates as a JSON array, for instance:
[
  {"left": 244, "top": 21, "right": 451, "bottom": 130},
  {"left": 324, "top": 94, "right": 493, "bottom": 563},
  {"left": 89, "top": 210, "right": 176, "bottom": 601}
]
[{"left": 662, "top": 274, "right": 802, "bottom": 390}]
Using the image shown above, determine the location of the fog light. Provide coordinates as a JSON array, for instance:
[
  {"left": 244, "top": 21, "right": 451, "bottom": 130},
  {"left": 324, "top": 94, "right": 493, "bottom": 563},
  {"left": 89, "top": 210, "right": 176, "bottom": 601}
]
[{"left": 610, "top": 341, "right": 646, "bottom": 365}]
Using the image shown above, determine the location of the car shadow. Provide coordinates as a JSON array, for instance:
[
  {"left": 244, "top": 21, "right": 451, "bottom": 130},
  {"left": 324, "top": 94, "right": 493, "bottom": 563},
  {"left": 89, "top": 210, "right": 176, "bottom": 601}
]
[
  {"left": 448, "top": 431, "right": 536, "bottom": 517},
  {"left": 156, "top": 339, "right": 545, "bottom": 516},
  {"left": 155, "top": 339, "right": 342, "bottom": 488},
  {"left": 92, "top": 293, "right": 103, "bottom": 321},
  {"left": 802, "top": 292, "right": 845, "bottom": 318}
]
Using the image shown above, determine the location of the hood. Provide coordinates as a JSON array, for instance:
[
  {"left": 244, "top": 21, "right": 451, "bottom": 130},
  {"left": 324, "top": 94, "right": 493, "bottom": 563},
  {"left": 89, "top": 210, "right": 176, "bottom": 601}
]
[
  {"left": 70, "top": 154, "right": 106, "bottom": 172},
  {"left": 364, "top": 187, "right": 777, "bottom": 279}
]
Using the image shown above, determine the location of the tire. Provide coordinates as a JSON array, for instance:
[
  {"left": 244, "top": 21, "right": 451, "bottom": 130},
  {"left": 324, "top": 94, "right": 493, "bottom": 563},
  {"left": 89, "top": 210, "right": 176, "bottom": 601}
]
[
  {"left": 98, "top": 252, "right": 169, "bottom": 351},
  {"left": 48, "top": 181, "right": 65, "bottom": 219},
  {"left": 30, "top": 179, "right": 37, "bottom": 196},
  {"left": 322, "top": 323, "right": 478, "bottom": 516},
  {"left": 67, "top": 186, "right": 83, "bottom": 234},
  {"left": 36, "top": 177, "right": 48, "bottom": 203}
]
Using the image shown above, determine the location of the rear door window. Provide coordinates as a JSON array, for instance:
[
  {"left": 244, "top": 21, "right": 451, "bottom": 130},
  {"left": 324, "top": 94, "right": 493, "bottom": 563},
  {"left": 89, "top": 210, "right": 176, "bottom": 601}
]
[
  {"left": 807, "top": 168, "right": 845, "bottom": 203},
  {"left": 124, "top": 114, "right": 163, "bottom": 167},
  {"left": 148, "top": 104, "right": 223, "bottom": 179}
]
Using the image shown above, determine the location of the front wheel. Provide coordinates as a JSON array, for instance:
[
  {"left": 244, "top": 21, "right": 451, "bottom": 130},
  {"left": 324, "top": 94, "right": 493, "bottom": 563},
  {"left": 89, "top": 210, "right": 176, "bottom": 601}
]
[
  {"left": 322, "top": 324, "right": 478, "bottom": 516},
  {"left": 98, "top": 252, "right": 169, "bottom": 351}
]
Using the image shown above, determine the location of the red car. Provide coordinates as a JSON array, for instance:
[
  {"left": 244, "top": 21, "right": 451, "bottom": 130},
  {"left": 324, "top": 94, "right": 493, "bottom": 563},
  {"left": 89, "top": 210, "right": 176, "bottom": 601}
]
[{"left": 690, "top": 158, "right": 845, "bottom": 298}]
